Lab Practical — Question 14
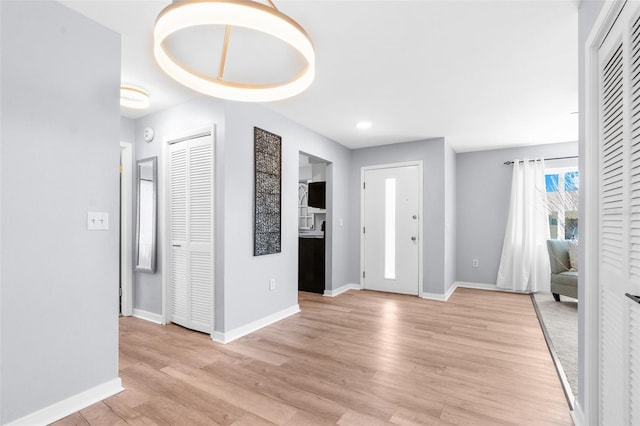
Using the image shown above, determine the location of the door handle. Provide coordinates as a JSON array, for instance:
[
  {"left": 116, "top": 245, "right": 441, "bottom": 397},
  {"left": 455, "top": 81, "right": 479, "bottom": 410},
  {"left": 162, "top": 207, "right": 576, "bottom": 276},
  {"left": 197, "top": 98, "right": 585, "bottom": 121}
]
[
  {"left": 172, "top": 244, "right": 182, "bottom": 247},
  {"left": 411, "top": 236, "right": 417, "bottom": 241},
  {"left": 626, "top": 293, "right": 640, "bottom": 304}
]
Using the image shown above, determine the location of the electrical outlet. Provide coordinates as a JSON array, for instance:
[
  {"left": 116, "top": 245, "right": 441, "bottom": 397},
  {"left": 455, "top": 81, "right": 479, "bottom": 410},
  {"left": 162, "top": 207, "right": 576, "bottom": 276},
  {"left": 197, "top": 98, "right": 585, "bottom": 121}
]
[
  {"left": 472, "top": 259, "right": 479, "bottom": 267},
  {"left": 269, "top": 278, "right": 276, "bottom": 291}
]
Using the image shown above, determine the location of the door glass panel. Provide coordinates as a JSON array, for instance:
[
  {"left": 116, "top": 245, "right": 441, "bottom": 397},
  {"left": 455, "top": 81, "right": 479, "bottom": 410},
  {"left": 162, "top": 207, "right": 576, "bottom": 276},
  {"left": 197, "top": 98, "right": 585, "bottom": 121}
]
[{"left": 385, "top": 178, "right": 396, "bottom": 280}]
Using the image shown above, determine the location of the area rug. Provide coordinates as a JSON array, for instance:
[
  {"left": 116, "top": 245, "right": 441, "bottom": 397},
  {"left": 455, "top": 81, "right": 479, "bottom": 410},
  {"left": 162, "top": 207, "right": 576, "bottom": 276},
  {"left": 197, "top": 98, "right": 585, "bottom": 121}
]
[{"left": 532, "top": 292, "right": 578, "bottom": 399}]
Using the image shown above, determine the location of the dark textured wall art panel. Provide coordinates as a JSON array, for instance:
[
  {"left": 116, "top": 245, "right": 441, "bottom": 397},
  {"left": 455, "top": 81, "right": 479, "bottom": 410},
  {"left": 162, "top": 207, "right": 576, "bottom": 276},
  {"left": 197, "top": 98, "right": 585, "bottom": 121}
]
[{"left": 254, "top": 127, "right": 282, "bottom": 256}]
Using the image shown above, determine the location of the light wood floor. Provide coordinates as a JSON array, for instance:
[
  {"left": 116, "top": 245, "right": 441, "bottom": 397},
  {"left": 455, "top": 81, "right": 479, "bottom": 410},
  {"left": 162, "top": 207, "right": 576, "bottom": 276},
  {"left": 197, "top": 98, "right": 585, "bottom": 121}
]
[{"left": 55, "top": 288, "right": 572, "bottom": 425}]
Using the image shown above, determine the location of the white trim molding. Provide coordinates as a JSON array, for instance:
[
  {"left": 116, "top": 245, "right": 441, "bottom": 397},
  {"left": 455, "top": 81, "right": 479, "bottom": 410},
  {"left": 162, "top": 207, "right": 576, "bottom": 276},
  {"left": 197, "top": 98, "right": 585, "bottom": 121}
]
[
  {"left": 420, "top": 284, "right": 457, "bottom": 301},
  {"left": 420, "top": 281, "right": 545, "bottom": 302},
  {"left": 6, "top": 378, "right": 123, "bottom": 426},
  {"left": 420, "top": 281, "right": 530, "bottom": 302},
  {"left": 420, "top": 282, "right": 505, "bottom": 301},
  {"left": 323, "top": 283, "right": 361, "bottom": 297},
  {"left": 455, "top": 281, "right": 499, "bottom": 291},
  {"left": 132, "top": 308, "right": 165, "bottom": 325},
  {"left": 456, "top": 281, "right": 535, "bottom": 295},
  {"left": 571, "top": 401, "right": 585, "bottom": 426},
  {"left": 212, "top": 304, "right": 300, "bottom": 344},
  {"left": 420, "top": 282, "right": 533, "bottom": 302}
]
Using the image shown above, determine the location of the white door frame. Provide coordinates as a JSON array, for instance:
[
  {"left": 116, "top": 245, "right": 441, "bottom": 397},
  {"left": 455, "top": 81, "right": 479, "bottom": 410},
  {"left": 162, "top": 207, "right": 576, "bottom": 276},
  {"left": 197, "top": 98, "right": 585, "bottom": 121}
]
[
  {"left": 160, "top": 125, "right": 215, "bottom": 331},
  {"left": 360, "top": 161, "right": 423, "bottom": 295},
  {"left": 120, "top": 141, "right": 133, "bottom": 316},
  {"left": 583, "top": 2, "right": 627, "bottom": 424}
]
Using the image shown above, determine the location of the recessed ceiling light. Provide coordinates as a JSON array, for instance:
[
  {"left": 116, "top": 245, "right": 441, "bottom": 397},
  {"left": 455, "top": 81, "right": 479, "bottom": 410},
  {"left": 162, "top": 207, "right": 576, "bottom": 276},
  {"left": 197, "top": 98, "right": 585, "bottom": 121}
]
[
  {"left": 356, "top": 121, "right": 372, "bottom": 129},
  {"left": 120, "top": 85, "right": 150, "bottom": 110}
]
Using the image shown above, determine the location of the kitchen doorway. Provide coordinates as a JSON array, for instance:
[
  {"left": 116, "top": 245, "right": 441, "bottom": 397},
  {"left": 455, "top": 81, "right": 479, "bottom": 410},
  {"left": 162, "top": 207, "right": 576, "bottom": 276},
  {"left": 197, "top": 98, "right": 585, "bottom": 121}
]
[{"left": 298, "top": 153, "right": 331, "bottom": 294}]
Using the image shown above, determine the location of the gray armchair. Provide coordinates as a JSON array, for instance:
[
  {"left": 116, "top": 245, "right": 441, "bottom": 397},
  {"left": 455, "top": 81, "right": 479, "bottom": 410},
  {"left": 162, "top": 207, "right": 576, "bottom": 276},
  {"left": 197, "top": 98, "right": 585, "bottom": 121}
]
[{"left": 546, "top": 239, "right": 578, "bottom": 301}]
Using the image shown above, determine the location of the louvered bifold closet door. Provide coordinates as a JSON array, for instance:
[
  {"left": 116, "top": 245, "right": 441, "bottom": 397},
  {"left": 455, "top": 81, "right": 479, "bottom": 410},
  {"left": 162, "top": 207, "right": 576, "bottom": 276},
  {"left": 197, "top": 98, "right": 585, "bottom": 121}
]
[
  {"left": 629, "top": 10, "right": 640, "bottom": 425},
  {"left": 598, "top": 3, "right": 640, "bottom": 424},
  {"left": 169, "top": 144, "right": 189, "bottom": 327},
  {"left": 187, "top": 137, "right": 213, "bottom": 333},
  {"left": 168, "top": 134, "right": 214, "bottom": 334}
]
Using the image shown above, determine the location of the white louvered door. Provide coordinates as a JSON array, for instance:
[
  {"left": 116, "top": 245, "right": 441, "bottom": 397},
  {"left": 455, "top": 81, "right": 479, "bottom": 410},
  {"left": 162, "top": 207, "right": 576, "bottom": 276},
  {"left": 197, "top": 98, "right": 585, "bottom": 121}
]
[
  {"left": 629, "top": 7, "right": 640, "bottom": 424},
  {"left": 168, "top": 133, "right": 214, "bottom": 334},
  {"left": 597, "top": 3, "right": 640, "bottom": 424}
]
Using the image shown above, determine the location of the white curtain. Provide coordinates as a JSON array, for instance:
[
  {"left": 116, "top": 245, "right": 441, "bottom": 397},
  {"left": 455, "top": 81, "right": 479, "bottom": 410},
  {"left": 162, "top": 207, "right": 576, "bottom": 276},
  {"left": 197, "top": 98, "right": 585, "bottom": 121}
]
[{"left": 496, "top": 159, "right": 551, "bottom": 292}]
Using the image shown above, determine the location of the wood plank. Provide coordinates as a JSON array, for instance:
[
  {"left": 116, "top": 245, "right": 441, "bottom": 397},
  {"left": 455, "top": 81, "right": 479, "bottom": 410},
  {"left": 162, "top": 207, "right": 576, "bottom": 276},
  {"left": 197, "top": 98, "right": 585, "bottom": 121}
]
[
  {"left": 161, "top": 363, "right": 298, "bottom": 424},
  {"left": 51, "top": 412, "right": 89, "bottom": 426},
  {"left": 53, "top": 288, "right": 572, "bottom": 425},
  {"left": 337, "top": 409, "right": 393, "bottom": 426}
]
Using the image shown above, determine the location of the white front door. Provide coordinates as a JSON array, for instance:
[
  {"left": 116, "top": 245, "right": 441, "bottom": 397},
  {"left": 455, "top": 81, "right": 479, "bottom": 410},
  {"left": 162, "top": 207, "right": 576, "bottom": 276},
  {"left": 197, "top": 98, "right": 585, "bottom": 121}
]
[
  {"left": 363, "top": 164, "right": 420, "bottom": 295},
  {"left": 168, "top": 133, "right": 214, "bottom": 334}
]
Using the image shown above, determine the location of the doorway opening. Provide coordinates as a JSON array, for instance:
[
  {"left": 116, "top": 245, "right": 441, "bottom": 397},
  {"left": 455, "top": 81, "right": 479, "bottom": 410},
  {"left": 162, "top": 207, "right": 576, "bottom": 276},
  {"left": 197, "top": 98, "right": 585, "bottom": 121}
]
[{"left": 298, "top": 152, "right": 331, "bottom": 295}]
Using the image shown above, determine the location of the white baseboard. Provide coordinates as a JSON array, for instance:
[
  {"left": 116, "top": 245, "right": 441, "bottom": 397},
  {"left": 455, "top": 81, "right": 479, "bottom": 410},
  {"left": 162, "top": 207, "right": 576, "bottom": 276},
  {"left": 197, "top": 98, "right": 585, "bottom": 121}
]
[
  {"left": 132, "top": 308, "right": 164, "bottom": 325},
  {"left": 420, "top": 281, "right": 534, "bottom": 302},
  {"left": 421, "top": 283, "right": 457, "bottom": 301},
  {"left": 211, "top": 304, "right": 300, "bottom": 344},
  {"left": 324, "top": 283, "right": 361, "bottom": 297},
  {"left": 455, "top": 281, "right": 534, "bottom": 295},
  {"left": 6, "top": 378, "right": 123, "bottom": 426},
  {"left": 455, "top": 281, "right": 499, "bottom": 291},
  {"left": 420, "top": 292, "right": 447, "bottom": 301},
  {"left": 570, "top": 401, "right": 585, "bottom": 426}
]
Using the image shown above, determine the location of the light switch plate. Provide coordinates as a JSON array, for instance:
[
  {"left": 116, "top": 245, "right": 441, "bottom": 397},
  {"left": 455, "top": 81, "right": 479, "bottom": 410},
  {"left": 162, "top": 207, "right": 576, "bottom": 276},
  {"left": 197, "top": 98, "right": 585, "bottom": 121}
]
[{"left": 87, "top": 212, "right": 109, "bottom": 230}]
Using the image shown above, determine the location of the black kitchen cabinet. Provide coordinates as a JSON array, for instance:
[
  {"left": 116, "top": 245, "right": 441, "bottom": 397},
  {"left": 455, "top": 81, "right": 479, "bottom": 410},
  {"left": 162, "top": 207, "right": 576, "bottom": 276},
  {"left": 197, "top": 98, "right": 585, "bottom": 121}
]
[{"left": 298, "top": 237, "right": 325, "bottom": 294}]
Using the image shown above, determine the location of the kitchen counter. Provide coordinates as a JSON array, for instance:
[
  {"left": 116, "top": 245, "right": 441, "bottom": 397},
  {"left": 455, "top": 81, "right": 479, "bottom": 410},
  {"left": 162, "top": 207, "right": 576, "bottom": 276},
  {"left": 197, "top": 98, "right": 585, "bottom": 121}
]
[{"left": 299, "top": 231, "right": 324, "bottom": 239}]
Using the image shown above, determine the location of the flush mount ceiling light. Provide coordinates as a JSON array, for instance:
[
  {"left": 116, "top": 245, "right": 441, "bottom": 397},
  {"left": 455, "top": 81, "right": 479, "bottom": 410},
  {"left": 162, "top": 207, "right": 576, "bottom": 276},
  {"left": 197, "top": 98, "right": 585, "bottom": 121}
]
[
  {"left": 120, "top": 85, "right": 150, "bottom": 109},
  {"left": 356, "top": 121, "right": 372, "bottom": 129},
  {"left": 153, "top": 0, "right": 315, "bottom": 102}
]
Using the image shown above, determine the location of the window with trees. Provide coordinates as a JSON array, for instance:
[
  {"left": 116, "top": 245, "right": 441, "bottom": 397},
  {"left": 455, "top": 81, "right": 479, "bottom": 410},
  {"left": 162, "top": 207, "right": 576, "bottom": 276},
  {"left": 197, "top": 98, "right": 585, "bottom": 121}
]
[{"left": 545, "top": 168, "right": 579, "bottom": 240}]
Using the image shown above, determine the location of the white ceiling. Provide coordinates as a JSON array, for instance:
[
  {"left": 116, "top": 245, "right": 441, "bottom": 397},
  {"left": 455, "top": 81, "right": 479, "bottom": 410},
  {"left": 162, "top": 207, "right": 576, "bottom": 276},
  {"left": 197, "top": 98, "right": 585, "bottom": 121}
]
[{"left": 60, "top": 0, "right": 578, "bottom": 153}]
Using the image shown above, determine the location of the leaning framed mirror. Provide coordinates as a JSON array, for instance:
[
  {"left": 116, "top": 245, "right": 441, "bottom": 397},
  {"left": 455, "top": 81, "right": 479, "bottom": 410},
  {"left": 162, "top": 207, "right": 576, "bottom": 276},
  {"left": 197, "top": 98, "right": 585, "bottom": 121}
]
[{"left": 135, "top": 156, "right": 157, "bottom": 273}]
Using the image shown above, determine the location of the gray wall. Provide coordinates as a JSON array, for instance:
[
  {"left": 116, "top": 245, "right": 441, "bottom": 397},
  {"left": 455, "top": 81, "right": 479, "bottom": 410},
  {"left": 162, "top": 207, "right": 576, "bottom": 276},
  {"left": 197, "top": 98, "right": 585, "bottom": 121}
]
[
  {"left": 132, "top": 98, "right": 351, "bottom": 333},
  {"left": 120, "top": 117, "right": 136, "bottom": 143},
  {"left": 0, "top": 1, "right": 120, "bottom": 422},
  {"left": 455, "top": 141, "right": 578, "bottom": 285},
  {"left": 578, "top": 0, "right": 604, "bottom": 418},
  {"left": 120, "top": 117, "right": 135, "bottom": 144},
  {"left": 444, "top": 141, "right": 457, "bottom": 293},
  {"left": 223, "top": 101, "right": 351, "bottom": 330},
  {"left": 350, "top": 138, "right": 448, "bottom": 295}
]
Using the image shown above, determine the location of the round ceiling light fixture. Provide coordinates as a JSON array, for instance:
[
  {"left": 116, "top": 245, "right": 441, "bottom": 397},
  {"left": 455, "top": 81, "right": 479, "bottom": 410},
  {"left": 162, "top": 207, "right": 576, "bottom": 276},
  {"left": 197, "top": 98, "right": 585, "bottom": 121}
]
[
  {"left": 153, "top": 0, "right": 315, "bottom": 103},
  {"left": 120, "top": 85, "right": 150, "bottom": 110},
  {"left": 356, "top": 121, "right": 372, "bottom": 129}
]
